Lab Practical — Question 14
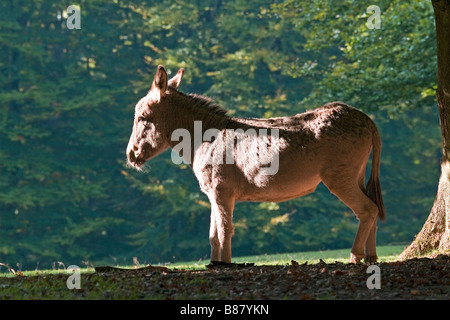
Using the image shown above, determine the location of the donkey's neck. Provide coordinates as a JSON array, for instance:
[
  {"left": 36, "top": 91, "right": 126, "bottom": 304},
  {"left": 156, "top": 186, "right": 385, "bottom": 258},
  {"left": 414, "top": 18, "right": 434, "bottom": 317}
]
[
  {"left": 167, "top": 91, "right": 232, "bottom": 133},
  {"left": 164, "top": 91, "right": 234, "bottom": 165}
]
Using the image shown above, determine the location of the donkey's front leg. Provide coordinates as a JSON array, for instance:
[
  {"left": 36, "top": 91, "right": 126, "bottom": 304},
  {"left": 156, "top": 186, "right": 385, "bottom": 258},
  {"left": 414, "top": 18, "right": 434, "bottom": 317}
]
[
  {"left": 208, "top": 193, "right": 235, "bottom": 263},
  {"left": 209, "top": 213, "right": 220, "bottom": 262}
]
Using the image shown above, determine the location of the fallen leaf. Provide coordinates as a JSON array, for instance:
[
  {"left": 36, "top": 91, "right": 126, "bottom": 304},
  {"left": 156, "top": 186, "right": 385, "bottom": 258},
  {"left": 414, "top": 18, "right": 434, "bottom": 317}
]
[{"left": 410, "top": 289, "right": 420, "bottom": 296}]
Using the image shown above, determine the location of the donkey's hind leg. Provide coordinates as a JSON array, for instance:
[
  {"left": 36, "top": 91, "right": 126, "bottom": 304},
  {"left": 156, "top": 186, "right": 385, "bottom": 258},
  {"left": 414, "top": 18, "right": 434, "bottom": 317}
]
[
  {"left": 364, "top": 222, "right": 378, "bottom": 263},
  {"left": 322, "top": 177, "right": 379, "bottom": 263}
]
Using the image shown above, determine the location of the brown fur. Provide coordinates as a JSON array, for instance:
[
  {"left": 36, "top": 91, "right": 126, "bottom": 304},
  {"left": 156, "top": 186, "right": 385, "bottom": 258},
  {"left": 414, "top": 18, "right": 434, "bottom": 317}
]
[{"left": 127, "top": 65, "right": 386, "bottom": 263}]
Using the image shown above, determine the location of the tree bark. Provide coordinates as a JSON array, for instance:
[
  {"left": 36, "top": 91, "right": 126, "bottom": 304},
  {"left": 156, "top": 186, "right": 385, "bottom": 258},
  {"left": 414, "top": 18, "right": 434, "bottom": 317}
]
[{"left": 399, "top": 0, "right": 450, "bottom": 260}]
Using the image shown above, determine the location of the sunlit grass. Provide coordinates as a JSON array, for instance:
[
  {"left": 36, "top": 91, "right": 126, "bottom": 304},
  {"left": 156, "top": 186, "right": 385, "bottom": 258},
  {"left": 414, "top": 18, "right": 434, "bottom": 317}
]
[{"left": 0, "top": 266, "right": 96, "bottom": 278}]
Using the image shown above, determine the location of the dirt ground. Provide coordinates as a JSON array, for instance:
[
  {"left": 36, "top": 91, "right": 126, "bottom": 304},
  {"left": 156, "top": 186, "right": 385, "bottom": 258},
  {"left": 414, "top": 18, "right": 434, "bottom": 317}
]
[
  {"left": 95, "top": 254, "right": 449, "bottom": 300},
  {"left": 1, "top": 254, "right": 447, "bottom": 302}
]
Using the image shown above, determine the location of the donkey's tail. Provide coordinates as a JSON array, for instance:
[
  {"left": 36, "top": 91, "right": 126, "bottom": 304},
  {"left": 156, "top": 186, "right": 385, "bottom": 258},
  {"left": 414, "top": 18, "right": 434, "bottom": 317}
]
[{"left": 366, "top": 127, "right": 386, "bottom": 222}]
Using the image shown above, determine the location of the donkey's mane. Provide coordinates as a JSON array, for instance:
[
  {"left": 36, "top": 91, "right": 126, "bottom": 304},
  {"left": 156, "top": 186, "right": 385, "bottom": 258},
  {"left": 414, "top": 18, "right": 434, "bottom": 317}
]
[{"left": 185, "top": 93, "right": 228, "bottom": 116}]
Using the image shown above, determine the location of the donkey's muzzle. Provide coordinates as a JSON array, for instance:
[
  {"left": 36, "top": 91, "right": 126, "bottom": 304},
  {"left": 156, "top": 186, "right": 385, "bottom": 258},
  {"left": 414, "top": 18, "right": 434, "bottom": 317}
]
[{"left": 127, "top": 146, "right": 146, "bottom": 168}]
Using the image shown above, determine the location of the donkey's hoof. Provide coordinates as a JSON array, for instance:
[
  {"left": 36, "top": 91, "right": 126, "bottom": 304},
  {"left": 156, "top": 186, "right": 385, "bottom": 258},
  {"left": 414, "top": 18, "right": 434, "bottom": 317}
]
[
  {"left": 364, "top": 255, "right": 378, "bottom": 264},
  {"left": 349, "top": 252, "right": 364, "bottom": 264}
]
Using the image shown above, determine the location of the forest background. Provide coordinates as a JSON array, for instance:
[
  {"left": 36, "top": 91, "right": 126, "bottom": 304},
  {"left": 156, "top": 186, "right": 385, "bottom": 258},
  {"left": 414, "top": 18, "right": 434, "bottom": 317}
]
[{"left": 0, "top": 0, "right": 441, "bottom": 269}]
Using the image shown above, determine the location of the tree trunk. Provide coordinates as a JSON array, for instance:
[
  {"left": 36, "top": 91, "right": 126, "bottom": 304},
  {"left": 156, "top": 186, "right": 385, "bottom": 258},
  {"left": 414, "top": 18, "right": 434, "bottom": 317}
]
[{"left": 399, "top": 0, "right": 450, "bottom": 260}]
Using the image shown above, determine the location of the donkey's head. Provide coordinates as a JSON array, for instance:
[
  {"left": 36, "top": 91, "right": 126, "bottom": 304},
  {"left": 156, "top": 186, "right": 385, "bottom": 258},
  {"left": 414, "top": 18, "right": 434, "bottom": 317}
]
[{"left": 126, "top": 65, "right": 184, "bottom": 169}]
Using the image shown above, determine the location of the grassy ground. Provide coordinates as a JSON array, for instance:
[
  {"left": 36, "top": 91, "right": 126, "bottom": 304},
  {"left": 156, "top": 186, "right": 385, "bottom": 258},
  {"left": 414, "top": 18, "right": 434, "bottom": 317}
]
[
  {"left": 171, "top": 245, "right": 405, "bottom": 269},
  {"left": 0, "top": 245, "right": 405, "bottom": 276},
  {"left": 0, "top": 245, "right": 411, "bottom": 300}
]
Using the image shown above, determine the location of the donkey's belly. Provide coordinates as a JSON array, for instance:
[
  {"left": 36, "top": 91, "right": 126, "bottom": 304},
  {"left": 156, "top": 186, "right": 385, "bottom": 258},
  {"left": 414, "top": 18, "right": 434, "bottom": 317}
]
[{"left": 236, "top": 173, "right": 321, "bottom": 202}]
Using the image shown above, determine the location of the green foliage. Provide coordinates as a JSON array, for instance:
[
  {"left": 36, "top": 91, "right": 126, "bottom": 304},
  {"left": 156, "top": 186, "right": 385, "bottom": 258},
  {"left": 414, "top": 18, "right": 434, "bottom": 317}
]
[{"left": 0, "top": 0, "right": 441, "bottom": 268}]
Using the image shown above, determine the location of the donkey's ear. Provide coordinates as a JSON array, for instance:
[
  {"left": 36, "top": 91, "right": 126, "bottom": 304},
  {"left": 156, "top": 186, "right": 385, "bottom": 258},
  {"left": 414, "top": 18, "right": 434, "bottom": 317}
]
[
  {"left": 149, "top": 65, "right": 168, "bottom": 101},
  {"left": 153, "top": 65, "right": 168, "bottom": 91},
  {"left": 168, "top": 68, "right": 184, "bottom": 89}
]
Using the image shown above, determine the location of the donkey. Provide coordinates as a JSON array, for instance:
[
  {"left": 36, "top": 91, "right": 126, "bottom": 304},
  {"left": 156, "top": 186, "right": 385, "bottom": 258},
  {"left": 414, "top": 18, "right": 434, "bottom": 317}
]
[{"left": 127, "top": 65, "right": 385, "bottom": 264}]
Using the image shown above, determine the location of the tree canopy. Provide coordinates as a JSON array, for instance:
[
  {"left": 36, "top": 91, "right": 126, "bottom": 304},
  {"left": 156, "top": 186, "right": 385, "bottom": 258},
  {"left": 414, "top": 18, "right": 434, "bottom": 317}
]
[{"left": 0, "top": 0, "right": 441, "bottom": 268}]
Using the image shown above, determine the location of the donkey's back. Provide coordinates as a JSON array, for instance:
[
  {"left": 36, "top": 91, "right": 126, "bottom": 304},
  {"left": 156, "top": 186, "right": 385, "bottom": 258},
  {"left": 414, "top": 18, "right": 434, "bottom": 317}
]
[{"left": 225, "top": 102, "right": 379, "bottom": 202}]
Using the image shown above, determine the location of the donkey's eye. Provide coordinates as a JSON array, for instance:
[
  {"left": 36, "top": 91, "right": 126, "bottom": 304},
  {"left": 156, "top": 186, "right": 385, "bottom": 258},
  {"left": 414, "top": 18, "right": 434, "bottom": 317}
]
[{"left": 138, "top": 116, "right": 153, "bottom": 123}]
